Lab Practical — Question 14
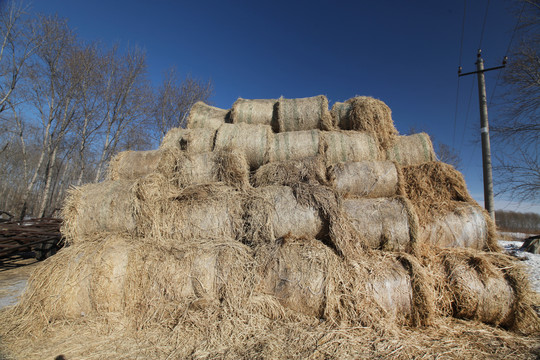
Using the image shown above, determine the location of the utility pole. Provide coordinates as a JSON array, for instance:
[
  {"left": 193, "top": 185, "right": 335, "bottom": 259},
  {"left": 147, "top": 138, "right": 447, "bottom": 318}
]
[{"left": 458, "top": 50, "right": 506, "bottom": 221}]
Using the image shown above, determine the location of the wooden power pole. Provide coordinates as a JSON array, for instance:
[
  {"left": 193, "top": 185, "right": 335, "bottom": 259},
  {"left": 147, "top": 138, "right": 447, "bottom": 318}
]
[{"left": 458, "top": 49, "right": 506, "bottom": 221}]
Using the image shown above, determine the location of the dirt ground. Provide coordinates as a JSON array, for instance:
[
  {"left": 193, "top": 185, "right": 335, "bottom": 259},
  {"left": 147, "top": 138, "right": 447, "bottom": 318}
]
[{"left": 0, "top": 253, "right": 39, "bottom": 311}]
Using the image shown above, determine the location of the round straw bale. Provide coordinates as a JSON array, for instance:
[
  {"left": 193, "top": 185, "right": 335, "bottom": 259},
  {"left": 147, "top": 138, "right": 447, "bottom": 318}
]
[
  {"left": 169, "top": 149, "right": 249, "bottom": 189},
  {"left": 108, "top": 150, "right": 162, "bottom": 181},
  {"left": 341, "top": 197, "right": 414, "bottom": 252},
  {"left": 244, "top": 186, "right": 325, "bottom": 243},
  {"left": 275, "top": 95, "right": 333, "bottom": 132},
  {"left": 327, "top": 160, "right": 401, "bottom": 198},
  {"left": 257, "top": 238, "right": 335, "bottom": 318},
  {"left": 320, "top": 131, "right": 381, "bottom": 165},
  {"left": 125, "top": 240, "right": 253, "bottom": 325},
  {"left": 268, "top": 130, "right": 321, "bottom": 163},
  {"left": 420, "top": 203, "right": 489, "bottom": 250},
  {"left": 136, "top": 183, "right": 245, "bottom": 244},
  {"left": 107, "top": 148, "right": 184, "bottom": 181},
  {"left": 62, "top": 180, "right": 137, "bottom": 244},
  {"left": 325, "top": 253, "right": 419, "bottom": 325},
  {"left": 186, "top": 101, "right": 228, "bottom": 131},
  {"left": 335, "top": 97, "right": 399, "bottom": 150},
  {"left": 11, "top": 235, "right": 131, "bottom": 324},
  {"left": 214, "top": 123, "right": 272, "bottom": 169},
  {"left": 160, "top": 127, "right": 217, "bottom": 153},
  {"left": 439, "top": 249, "right": 515, "bottom": 326},
  {"left": 252, "top": 156, "right": 327, "bottom": 187},
  {"left": 330, "top": 101, "right": 350, "bottom": 128},
  {"left": 385, "top": 133, "right": 436, "bottom": 166},
  {"left": 484, "top": 252, "right": 540, "bottom": 334},
  {"left": 230, "top": 98, "right": 278, "bottom": 129},
  {"left": 367, "top": 259, "right": 413, "bottom": 319}
]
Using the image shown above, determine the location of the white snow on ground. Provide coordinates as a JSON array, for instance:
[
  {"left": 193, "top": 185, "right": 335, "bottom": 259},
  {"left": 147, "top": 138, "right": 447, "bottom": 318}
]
[
  {"left": 499, "top": 239, "right": 540, "bottom": 294},
  {"left": 0, "top": 280, "right": 27, "bottom": 309}
]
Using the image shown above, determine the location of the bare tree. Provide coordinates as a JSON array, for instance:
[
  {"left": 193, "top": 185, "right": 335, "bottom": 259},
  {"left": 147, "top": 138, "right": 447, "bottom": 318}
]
[
  {"left": 25, "top": 14, "right": 80, "bottom": 217},
  {"left": 70, "top": 42, "right": 104, "bottom": 185},
  {"left": 492, "top": 0, "right": 539, "bottom": 202},
  {"left": 0, "top": 1, "right": 37, "bottom": 115},
  {"left": 93, "top": 46, "right": 149, "bottom": 182},
  {"left": 153, "top": 67, "right": 212, "bottom": 140},
  {"left": 436, "top": 142, "right": 462, "bottom": 170}
]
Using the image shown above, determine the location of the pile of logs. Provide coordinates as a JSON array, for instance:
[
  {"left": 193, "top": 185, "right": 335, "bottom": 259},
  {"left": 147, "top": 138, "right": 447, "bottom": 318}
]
[{"left": 0, "top": 215, "right": 63, "bottom": 260}]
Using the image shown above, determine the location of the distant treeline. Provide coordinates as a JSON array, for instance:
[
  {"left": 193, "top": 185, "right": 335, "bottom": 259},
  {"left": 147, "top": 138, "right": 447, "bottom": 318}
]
[{"left": 495, "top": 210, "right": 540, "bottom": 234}]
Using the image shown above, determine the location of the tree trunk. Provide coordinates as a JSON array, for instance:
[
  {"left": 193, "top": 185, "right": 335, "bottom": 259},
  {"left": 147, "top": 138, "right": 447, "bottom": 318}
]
[{"left": 38, "top": 146, "right": 58, "bottom": 218}]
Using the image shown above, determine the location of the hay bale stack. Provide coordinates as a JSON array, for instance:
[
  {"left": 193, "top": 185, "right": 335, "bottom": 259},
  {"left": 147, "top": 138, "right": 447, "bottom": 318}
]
[
  {"left": 62, "top": 180, "right": 138, "bottom": 243},
  {"left": 385, "top": 133, "right": 436, "bottom": 166},
  {"left": 230, "top": 98, "right": 278, "bottom": 129},
  {"left": 4, "top": 93, "right": 540, "bottom": 360},
  {"left": 160, "top": 127, "right": 217, "bottom": 153},
  {"left": 320, "top": 130, "right": 381, "bottom": 164},
  {"left": 186, "top": 101, "right": 228, "bottom": 130},
  {"left": 342, "top": 197, "right": 417, "bottom": 252},
  {"left": 276, "top": 95, "right": 333, "bottom": 132},
  {"left": 252, "top": 156, "right": 327, "bottom": 187},
  {"left": 327, "top": 160, "right": 402, "bottom": 198},
  {"left": 214, "top": 123, "right": 272, "bottom": 169},
  {"left": 268, "top": 129, "right": 321, "bottom": 163},
  {"left": 331, "top": 96, "right": 398, "bottom": 150}
]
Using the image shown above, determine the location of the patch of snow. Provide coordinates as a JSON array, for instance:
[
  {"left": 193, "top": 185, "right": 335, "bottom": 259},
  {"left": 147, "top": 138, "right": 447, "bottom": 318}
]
[
  {"left": 0, "top": 279, "right": 27, "bottom": 310},
  {"left": 501, "top": 232, "right": 530, "bottom": 240},
  {"left": 499, "top": 240, "right": 540, "bottom": 294}
]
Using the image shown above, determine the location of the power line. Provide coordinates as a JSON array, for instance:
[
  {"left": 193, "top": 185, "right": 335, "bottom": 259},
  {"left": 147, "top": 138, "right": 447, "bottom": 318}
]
[
  {"left": 453, "top": 0, "right": 467, "bottom": 148},
  {"left": 487, "top": 1, "right": 526, "bottom": 107},
  {"left": 458, "top": 0, "right": 467, "bottom": 66},
  {"left": 478, "top": 0, "right": 491, "bottom": 49},
  {"left": 460, "top": 76, "right": 476, "bottom": 152}
]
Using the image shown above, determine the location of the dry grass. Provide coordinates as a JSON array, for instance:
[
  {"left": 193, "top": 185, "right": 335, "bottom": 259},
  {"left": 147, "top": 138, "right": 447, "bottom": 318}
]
[
  {"left": 2, "top": 240, "right": 538, "bottom": 359},
  {"left": 402, "top": 161, "right": 499, "bottom": 252}
]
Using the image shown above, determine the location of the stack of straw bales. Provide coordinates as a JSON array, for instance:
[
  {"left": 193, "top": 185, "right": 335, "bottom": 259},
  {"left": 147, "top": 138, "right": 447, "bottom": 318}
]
[{"left": 1, "top": 95, "right": 538, "bottom": 359}]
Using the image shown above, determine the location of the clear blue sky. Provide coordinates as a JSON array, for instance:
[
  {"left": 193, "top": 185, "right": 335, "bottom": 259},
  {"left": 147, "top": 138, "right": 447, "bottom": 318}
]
[{"left": 32, "top": 0, "right": 538, "bottom": 214}]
